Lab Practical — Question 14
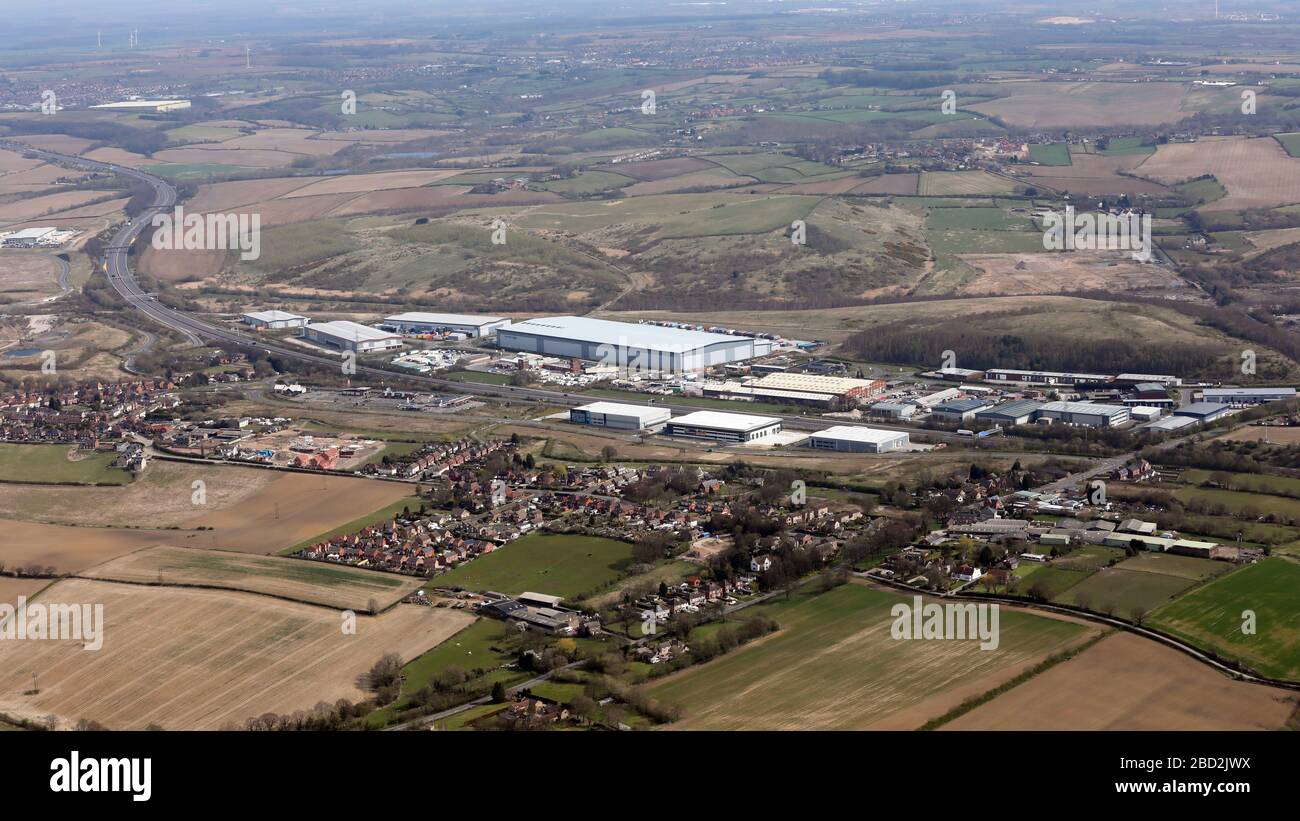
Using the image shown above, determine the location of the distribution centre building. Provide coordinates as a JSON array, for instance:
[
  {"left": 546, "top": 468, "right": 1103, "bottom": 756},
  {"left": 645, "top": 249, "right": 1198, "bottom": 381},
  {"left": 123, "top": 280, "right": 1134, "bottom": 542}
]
[
  {"left": 384, "top": 312, "right": 510, "bottom": 338},
  {"left": 807, "top": 426, "right": 909, "bottom": 453},
  {"left": 664, "top": 410, "right": 781, "bottom": 443},
  {"left": 1198, "top": 387, "right": 1297, "bottom": 406},
  {"left": 242, "top": 310, "right": 309, "bottom": 330},
  {"left": 302, "top": 321, "right": 402, "bottom": 353},
  {"left": 569, "top": 402, "right": 671, "bottom": 431},
  {"left": 1036, "top": 401, "right": 1130, "bottom": 427},
  {"left": 496, "top": 316, "right": 771, "bottom": 373},
  {"left": 974, "top": 399, "right": 1043, "bottom": 426},
  {"left": 1173, "top": 402, "right": 1235, "bottom": 423}
]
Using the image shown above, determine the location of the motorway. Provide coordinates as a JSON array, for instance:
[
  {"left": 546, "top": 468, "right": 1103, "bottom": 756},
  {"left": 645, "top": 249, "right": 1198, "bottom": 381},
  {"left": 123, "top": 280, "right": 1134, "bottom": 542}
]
[{"left": 19, "top": 144, "right": 970, "bottom": 443}]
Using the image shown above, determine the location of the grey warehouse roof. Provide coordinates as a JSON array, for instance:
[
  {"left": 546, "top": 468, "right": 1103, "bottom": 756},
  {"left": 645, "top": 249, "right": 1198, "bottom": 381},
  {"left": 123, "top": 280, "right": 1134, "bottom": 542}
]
[{"left": 499, "top": 316, "right": 746, "bottom": 351}]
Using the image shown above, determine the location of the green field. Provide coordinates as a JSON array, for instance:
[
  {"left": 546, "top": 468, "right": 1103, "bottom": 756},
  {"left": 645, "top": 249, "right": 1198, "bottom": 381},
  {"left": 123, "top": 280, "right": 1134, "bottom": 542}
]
[
  {"left": 1276, "top": 133, "right": 1300, "bottom": 158},
  {"left": 1149, "top": 558, "right": 1300, "bottom": 680},
  {"left": 650, "top": 582, "right": 1089, "bottom": 729},
  {"left": 1028, "top": 143, "right": 1071, "bottom": 166},
  {"left": 1095, "top": 136, "right": 1155, "bottom": 156},
  {"left": 144, "top": 162, "right": 253, "bottom": 180},
  {"left": 1017, "top": 565, "right": 1093, "bottom": 599},
  {"left": 1053, "top": 551, "right": 1232, "bottom": 620},
  {"left": 0, "top": 444, "right": 131, "bottom": 485},
  {"left": 436, "top": 533, "right": 635, "bottom": 600},
  {"left": 539, "top": 170, "right": 634, "bottom": 194}
]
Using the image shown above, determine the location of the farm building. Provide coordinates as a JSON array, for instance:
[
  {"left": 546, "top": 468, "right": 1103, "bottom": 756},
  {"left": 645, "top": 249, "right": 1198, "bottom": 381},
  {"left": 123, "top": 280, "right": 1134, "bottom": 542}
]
[
  {"left": 384, "top": 312, "right": 510, "bottom": 338},
  {"left": 302, "top": 321, "right": 402, "bottom": 353},
  {"left": 975, "top": 399, "right": 1043, "bottom": 426},
  {"left": 1035, "top": 401, "right": 1130, "bottom": 427},
  {"left": 569, "top": 402, "right": 670, "bottom": 431},
  {"left": 806, "top": 426, "right": 908, "bottom": 453},
  {"left": 242, "top": 310, "right": 309, "bottom": 330},
  {"left": 931, "top": 398, "right": 994, "bottom": 422},
  {"left": 496, "top": 316, "right": 770, "bottom": 373},
  {"left": 664, "top": 410, "right": 781, "bottom": 443},
  {"left": 1173, "top": 402, "right": 1234, "bottom": 423},
  {"left": 1198, "top": 387, "right": 1297, "bottom": 406}
]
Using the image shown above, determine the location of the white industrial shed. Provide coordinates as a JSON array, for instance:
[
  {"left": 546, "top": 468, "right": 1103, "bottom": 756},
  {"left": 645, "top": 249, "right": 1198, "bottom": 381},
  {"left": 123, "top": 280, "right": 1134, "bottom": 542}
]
[
  {"left": 664, "top": 410, "right": 781, "bottom": 443},
  {"left": 385, "top": 312, "right": 509, "bottom": 338},
  {"left": 1036, "top": 401, "right": 1130, "bottom": 427},
  {"left": 807, "top": 426, "right": 908, "bottom": 453},
  {"left": 570, "top": 402, "right": 670, "bottom": 431},
  {"left": 242, "top": 310, "right": 309, "bottom": 330},
  {"left": 302, "top": 321, "right": 402, "bottom": 353},
  {"left": 496, "top": 316, "right": 767, "bottom": 373}
]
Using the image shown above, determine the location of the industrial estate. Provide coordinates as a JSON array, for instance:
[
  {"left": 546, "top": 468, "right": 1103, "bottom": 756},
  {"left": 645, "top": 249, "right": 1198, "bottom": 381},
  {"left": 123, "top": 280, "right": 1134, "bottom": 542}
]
[{"left": 2, "top": 0, "right": 1300, "bottom": 762}]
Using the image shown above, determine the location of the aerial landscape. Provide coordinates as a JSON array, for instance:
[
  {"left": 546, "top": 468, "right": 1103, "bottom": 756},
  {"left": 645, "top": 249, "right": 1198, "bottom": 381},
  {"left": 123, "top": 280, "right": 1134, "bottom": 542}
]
[{"left": 2, "top": 0, "right": 1300, "bottom": 784}]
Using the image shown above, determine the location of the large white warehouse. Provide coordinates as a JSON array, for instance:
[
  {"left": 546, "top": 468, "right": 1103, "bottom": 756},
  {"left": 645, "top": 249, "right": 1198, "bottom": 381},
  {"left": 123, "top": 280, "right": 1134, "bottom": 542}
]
[
  {"left": 664, "top": 410, "right": 781, "bottom": 443},
  {"left": 807, "top": 425, "right": 909, "bottom": 453},
  {"left": 385, "top": 312, "right": 509, "bottom": 338},
  {"left": 302, "top": 321, "right": 402, "bottom": 353},
  {"left": 243, "top": 310, "right": 309, "bottom": 330},
  {"left": 570, "top": 402, "right": 670, "bottom": 431},
  {"left": 496, "top": 316, "right": 770, "bottom": 373}
]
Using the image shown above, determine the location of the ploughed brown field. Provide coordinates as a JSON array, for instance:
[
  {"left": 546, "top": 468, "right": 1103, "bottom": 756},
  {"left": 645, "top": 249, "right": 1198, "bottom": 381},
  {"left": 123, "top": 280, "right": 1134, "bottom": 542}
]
[
  {"left": 0, "top": 578, "right": 473, "bottom": 729},
  {"left": 943, "top": 633, "right": 1298, "bottom": 730},
  {"left": 179, "top": 473, "right": 413, "bottom": 554}
]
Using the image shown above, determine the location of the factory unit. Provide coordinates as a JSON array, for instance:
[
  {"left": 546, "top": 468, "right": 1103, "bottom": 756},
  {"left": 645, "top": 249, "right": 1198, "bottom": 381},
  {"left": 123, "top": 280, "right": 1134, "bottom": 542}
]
[
  {"left": 703, "top": 372, "right": 884, "bottom": 408},
  {"left": 1146, "top": 415, "right": 1196, "bottom": 432},
  {"left": 1128, "top": 406, "right": 1163, "bottom": 422},
  {"left": 569, "top": 402, "right": 670, "bottom": 431},
  {"left": 915, "top": 387, "right": 960, "bottom": 408},
  {"left": 807, "top": 425, "right": 909, "bottom": 453},
  {"left": 1173, "top": 402, "right": 1235, "bottom": 423},
  {"left": 496, "top": 316, "right": 769, "bottom": 373},
  {"left": 870, "top": 401, "right": 916, "bottom": 420},
  {"left": 1114, "top": 373, "right": 1182, "bottom": 388},
  {"left": 301, "top": 321, "right": 402, "bottom": 353},
  {"left": 975, "top": 399, "right": 1044, "bottom": 426},
  {"left": 983, "top": 369, "right": 1112, "bottom": 387},
  {"left": 1198, "top": 387, "right": 1297, "bottom": 406},
  {"left": 931, "top": 399, "right": 994, "bottom": 422},
  {"left": 384, "top": 312, "right": 510, "bottom": 338},
  {"left": 663, "top": 411, "right": 781, "bottom": 443},
  {"left": 91, "top": 99, "right": 192, "bottom": 112},
  {"left": 1035, "top": 401, "right": 1130, "bottom": 427},
  {"left": 242, "top": 310, "right": 309, "bottom": 330}
]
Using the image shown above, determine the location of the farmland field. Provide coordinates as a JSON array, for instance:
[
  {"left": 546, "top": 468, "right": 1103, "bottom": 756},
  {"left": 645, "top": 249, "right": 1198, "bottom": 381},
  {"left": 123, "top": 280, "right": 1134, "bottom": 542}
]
[
  {"left": 181, "top": 473, "right": 414, "bottom": 554},
  {"left": 946, "top": 632, "right": 1296, "bottom": 730},
  {"left": 1136, "top": 137, "right": 1300, "bottom": 212},
  {"left": 1149, "top": 558, "right": 1300, "bottom": 681},
  {"left": 0, "top": 578, "right": 472, "bottom": 729},
  {"left": 435, "top": 533, "right": 635, "bottom": 600},
  {"left": 0, "top": 444, "right": 131, "bottom": 485},
  {"left": 1053, "top": 551, "right": 1231, "bottom": 618},
  {"left": 651, "top": 582, "right": 1093, "bottom": 730},
  {"left": 82, "top": 545, "right": 423, "bottom": 610}
]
